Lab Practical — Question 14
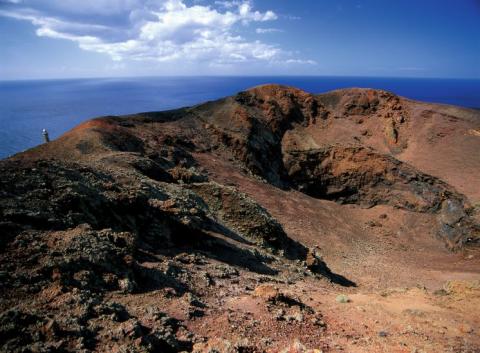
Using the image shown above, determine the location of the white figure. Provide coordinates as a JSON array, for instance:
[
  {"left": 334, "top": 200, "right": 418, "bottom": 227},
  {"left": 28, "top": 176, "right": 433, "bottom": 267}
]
[{"left": 42, "top": 129, "right": 50, "bottom": 143}]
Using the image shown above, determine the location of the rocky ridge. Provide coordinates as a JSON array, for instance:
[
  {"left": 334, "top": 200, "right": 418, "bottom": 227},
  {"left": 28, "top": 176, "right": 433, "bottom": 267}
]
[{"left": 1, "top": 84, "right": 479, "bottom": 352}]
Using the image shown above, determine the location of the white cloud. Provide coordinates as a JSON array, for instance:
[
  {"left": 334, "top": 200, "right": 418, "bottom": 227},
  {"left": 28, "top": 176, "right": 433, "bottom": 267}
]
[
  {"left": 214, "top": 1, "right": 242, "bottom": 9},
  {"left": 256, "top": 27, "right": 283, "bottom": 34},
  {"left": 284, "top": 59, "right": 317, "bottom": 65},
  {"left": 0, "top": 0, "right": 314, "bottom": 69},
  {"left": 237, "top": 2, "right": 276, "bottom": 21}
]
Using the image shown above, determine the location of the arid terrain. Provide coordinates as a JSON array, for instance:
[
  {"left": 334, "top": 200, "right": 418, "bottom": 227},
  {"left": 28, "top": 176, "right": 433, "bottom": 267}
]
[{"left": 1, "top": 84, "right": 479, "bottom": 353}]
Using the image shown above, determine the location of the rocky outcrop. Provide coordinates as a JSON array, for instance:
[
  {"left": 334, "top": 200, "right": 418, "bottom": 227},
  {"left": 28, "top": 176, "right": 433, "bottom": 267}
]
[
  {"left": 1, "top": 84, "right": 479, "bottom": 352},
  {"left": 283, "top": 145, "right": 459, "bottom": 209},
  {"left": 187, "top": 182, "right": 307, "bottom": 259},
  {"left": 194, "top": 85, "right": 329, "bottom": 187},
  {"left": 315, "top": 88, "right": 410, "bottom": 150},
  {"left": 188, "top": 85, "right": 478, "bottom": 249},
  {"left": 282, "top": 145, "right": 478, "bottom": 249},
  {"left": 0, "top": 156, "right": 309, "bottom": 351}
]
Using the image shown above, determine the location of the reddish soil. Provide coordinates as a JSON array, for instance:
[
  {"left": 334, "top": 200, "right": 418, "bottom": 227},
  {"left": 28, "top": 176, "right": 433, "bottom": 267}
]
[{"left": 1, "top": 85, "right": 479, "bottom": 352}]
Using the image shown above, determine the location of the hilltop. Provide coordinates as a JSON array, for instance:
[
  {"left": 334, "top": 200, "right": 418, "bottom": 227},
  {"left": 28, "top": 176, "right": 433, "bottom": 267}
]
[{"left": 1, "top": 85, "right": 479, "bottom": 352}]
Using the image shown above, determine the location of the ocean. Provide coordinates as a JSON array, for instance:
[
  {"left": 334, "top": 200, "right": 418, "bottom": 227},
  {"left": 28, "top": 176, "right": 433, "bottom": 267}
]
[{"left": 0, "top": 76, "right": 479, "bottom": 159}]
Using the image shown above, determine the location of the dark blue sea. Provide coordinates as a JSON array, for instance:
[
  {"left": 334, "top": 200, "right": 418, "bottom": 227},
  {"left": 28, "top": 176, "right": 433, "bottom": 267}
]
[{"left": 1, "top": 76, "right": 479, "bottom": 159}]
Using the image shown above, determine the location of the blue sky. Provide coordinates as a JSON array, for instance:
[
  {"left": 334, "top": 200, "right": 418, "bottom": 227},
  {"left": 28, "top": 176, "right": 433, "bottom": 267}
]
[{"left": 0, "top": 0, "right": 479, "bottom": 79}]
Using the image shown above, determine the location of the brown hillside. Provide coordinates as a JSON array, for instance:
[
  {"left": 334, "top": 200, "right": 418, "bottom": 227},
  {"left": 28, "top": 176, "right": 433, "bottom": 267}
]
[{"left": 1, "top": 85, "right": 479, "bottom": 352}]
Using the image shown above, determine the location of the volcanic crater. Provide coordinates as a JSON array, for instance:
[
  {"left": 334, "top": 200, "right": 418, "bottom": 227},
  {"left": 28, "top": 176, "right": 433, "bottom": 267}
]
[{"left": 1, "top": 84, "right": 479, "bottom": 352}]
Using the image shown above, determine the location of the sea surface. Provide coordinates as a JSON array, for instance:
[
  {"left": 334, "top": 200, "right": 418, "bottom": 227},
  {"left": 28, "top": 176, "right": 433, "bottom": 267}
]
[{"left": 1, "top": 76, "right": 479, "bottom": 159}]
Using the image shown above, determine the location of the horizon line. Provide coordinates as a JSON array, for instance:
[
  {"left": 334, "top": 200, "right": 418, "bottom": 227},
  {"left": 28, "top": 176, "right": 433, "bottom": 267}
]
[{"left": 1, "top": 74, "right": 480, "bottom": 83}]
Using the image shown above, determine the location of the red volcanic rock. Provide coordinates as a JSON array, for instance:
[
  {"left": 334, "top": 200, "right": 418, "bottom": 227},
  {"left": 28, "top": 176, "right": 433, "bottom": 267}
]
[{"left": 1, "top": 85, "right": 479, "bottom": 352}]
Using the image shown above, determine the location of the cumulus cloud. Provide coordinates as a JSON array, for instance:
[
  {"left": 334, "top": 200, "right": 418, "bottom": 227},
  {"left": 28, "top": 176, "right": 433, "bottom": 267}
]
[
  {"left": 214, "top": 1, "right": 241, "bottom": 9},
  {"left": 0, "top": 0, "right": 312, "bottom": 68}
]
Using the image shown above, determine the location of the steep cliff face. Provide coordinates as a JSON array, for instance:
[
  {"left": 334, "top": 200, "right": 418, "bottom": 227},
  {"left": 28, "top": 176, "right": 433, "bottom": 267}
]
[
  {"left": 173, "top": 85, "right": 479, "bottom": 249},
  {"left": 1, "top": 85, "right": 479, "bottom": 352}
]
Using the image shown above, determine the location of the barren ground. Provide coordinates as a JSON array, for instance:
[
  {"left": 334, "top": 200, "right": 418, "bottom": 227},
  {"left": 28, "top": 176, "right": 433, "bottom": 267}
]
[{"left": 1, "top": 85, "right": 479, "bottom": 353}]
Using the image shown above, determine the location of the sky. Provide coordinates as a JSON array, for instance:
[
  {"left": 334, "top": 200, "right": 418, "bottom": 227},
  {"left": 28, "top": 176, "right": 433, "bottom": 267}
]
[{"left": 0, "top": 0, "right": 479, "bottom": 79}]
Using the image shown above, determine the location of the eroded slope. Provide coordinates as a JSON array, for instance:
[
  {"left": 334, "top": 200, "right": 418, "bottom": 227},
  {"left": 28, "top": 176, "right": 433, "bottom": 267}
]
[{"left": 1, "top": 84, "right": 479, "bottom": 352}]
